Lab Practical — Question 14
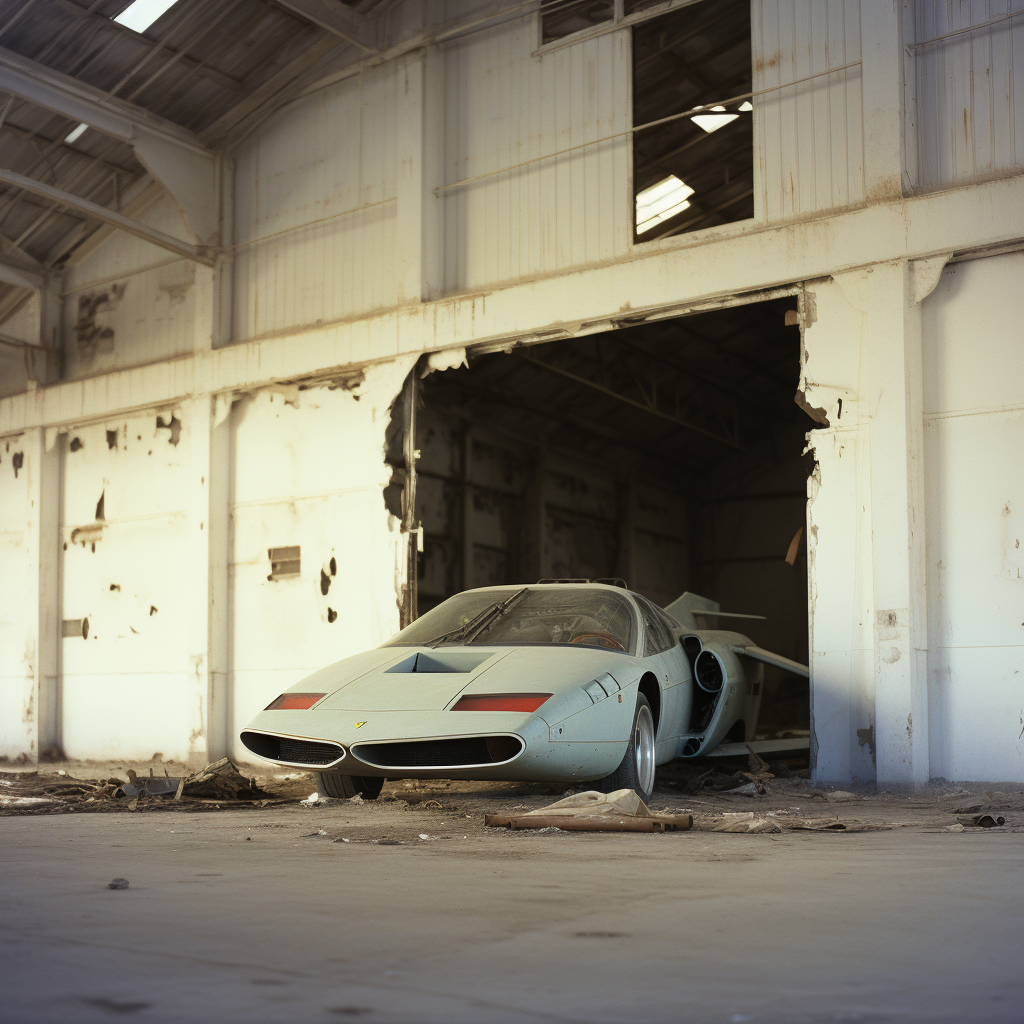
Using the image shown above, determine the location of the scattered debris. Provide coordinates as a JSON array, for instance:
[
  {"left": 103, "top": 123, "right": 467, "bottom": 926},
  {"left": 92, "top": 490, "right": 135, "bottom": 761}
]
[
  {"left": 725, "top": 782, "right": 762, "bottom": 797},
  {"left": 957, "top": 813, "right": 1005, "bottom": 828},
  {"left": 485, "top": 789, "right": 693, "bottom": 833},
  {"left": 108, "top": 878, "right": 129, "bottom": 890}
]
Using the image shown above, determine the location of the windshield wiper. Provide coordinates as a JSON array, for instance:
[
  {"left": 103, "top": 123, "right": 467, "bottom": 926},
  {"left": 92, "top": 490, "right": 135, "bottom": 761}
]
[{"left": 426, "top": 587, "right": 530, "bottom": 648}]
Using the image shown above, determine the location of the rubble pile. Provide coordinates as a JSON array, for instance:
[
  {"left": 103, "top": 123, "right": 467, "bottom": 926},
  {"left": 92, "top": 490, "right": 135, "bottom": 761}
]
[{"left": 0, "top": 757, "right": 278, "bottom": 816}]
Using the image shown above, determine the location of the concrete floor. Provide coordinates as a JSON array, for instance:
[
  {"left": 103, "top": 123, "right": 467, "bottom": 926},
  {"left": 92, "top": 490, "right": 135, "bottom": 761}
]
[{"left": 1, "top": 801, "right": 1021, "bottom": 1024}]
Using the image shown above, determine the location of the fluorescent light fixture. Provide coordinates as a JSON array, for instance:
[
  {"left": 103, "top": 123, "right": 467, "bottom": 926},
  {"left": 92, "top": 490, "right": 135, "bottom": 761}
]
[
  {"left": 114, "top": 0, "right": 180, "bottom": 34},
  {"left": 636, "top": 175, "right": 695, "bottom": 234},
  {"left": 691, "top": 104, "right": 740, "bottom": 134},
  {"left": 739, "top": 101, "right": 753, "bottom": 111},
  {"left": 64, "top": 123, "right": 88, "bottom": 144}
]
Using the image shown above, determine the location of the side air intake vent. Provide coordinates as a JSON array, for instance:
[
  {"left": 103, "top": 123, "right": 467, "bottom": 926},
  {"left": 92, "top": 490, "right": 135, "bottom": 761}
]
[
  {"left": 240, "top": 730, "right": 345, "bottom": 767},
  {"left": 694, "top": 650, "right": 725, "bottom": 693},
  {"left": 352, "top": 735, "right": 523, "bottom": 770}
]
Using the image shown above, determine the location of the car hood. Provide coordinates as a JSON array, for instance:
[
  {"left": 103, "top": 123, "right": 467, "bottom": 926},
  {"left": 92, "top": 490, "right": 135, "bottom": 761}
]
[{"left": 299, "top": 644, "right": 639, "bottom": 713}]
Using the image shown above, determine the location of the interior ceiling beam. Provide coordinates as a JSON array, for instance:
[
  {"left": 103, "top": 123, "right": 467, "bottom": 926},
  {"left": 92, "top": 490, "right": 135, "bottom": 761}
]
[
  {"left": 429, "top": 373, "right": 707, "bottom": 475},
  {"left": 517, "top": 352, "right": 743, "bottom": 450},
  {"left": 0, "top": 165, "right": 215, "bottom": 265},
  {"left": 0, "top": 44, "right": 218, "bottom": 242},
  {"left": 274, "top": 0, "right": 378, "bottom": 51},
  {"left": 610, "top": 332, "right": 793, "bottom": 424},
  {"left": 0, "top": 255, "right": 44, "bottom": 290}
]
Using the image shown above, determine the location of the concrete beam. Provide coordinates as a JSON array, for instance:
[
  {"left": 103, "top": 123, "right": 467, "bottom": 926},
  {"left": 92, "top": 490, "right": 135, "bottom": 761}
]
[
  {"left": 274, "top": 0, "right": 377, "bottom": 51},
  {"left": 0, "top": 167, "right": 216, "bottom": 266},
  {"left": 1, "top": 172, "right": 1022, "bottom": 436},
  {"left": 0, "top": 46, "right": 218, "bottom": 243}
]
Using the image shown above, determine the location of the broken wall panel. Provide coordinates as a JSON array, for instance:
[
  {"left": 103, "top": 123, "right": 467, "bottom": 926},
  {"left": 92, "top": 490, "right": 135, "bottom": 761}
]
[
  {"left": 226, "top": 360, "right": 415, "bottom": 758},
  {"left": 60, "top": 196, "right": 205, "bottom": 379},
  {"left": 752, "top": 0, "right": 864, "bottom": 220},
  {"left": 231, "top": 62, "right": 400, "bottom": 342},
  {"left": 922, "top": 253, "right": 1024, "bottom": 782},
  {"left": 441, "top": 15, "right": 631, "bottom": 293},
  {"left": 60, "top": 411, "right": 193, "bottom": 760}
]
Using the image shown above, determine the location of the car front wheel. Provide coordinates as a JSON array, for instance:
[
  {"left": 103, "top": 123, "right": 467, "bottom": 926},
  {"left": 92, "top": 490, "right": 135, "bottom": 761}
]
[
  {"left": 316, "top": 772, "right": 384, "bottom": 800},
  {"left": 595, "top": 693, "right": 656, "bottom": 802}
]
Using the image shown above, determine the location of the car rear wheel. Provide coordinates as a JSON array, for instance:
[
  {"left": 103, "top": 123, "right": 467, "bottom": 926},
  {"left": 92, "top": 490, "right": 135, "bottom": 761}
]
[
  {"left": 316, "top": 772, "right": 384, "bottom": 800},
  {"left": 595, "top": 693, "right": 656, "bottom": 802}
]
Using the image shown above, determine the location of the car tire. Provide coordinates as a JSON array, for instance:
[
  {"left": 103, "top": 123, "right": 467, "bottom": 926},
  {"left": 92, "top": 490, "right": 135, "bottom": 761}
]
[
  {"left": 594, "top": 693, "right": 656, "bottom": 802},
  {"left": 316, "top": 772, "right": 384, "bottom": 800}
]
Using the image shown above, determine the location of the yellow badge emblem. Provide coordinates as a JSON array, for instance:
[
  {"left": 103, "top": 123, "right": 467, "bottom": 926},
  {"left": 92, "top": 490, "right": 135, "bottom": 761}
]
[{"left": 354, "top": 721, "right": 367, "bottom": 729}]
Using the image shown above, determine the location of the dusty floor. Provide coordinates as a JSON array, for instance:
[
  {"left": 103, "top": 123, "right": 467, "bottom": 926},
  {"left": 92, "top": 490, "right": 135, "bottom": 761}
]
[{"left": 1, "top": 762, "right": 1022, "bottom": 1023}]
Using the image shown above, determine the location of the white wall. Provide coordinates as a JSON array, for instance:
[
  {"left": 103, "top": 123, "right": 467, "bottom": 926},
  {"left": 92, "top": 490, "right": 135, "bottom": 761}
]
[
  {"left": 61, "top": 196, "right": 206, "bottom": 379},
  {"left": 0, "top": 433, "right": 33, "bottom": 756},
  {"left": 922, "top": 253, "right": 1024, "bottom": 781},
  {"left": 752, "top": 0, "right": 864, "bottom": 219},
  {"left": 909, "top": 0, "right": 1024, "bottom": 192},
  {"left": 231, "top": 62, "right": 401, "bottom": 340},
  {"left": 441, "top": 15, "right": 631, "bottom": 292},
  {"left": 226, "top": 359, "right": 415, "bottom": 758},
  {"left": 59, "top": 411, "right": 193, "bottom": 761}
]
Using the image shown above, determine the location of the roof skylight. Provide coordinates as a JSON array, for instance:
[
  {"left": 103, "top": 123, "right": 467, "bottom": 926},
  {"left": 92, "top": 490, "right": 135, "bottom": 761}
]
[
  {"left": 64, "top": 123, "right": 89, "bottom": 144},
  {"left": 113, "top": 0, "right": 180, "bottom": 34},
  {"left": 635, "top": 175, "right": 695, "bottom": 235}
]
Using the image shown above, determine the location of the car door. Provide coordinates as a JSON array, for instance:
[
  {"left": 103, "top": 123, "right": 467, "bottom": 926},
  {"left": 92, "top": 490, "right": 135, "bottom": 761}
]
[{"left": 634, "top": 595, "right": 691, "bottom": 762}]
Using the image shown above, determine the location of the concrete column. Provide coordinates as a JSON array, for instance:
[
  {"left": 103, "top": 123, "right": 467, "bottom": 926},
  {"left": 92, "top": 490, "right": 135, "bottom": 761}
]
[
  {"left": 866, "top": 260, "right": 929, "bottom": 787},
  {"left": 395, "top": 43, "right": 445, "bottom": 303},
  {"left": 21, "top": 428, "right": 61, "bottom": 761},
  {"left": 182, "top": 394, "right": 231, "bottom": 763},
  {"left": 860, "top": 1, "right": 907, "bottom": 200}
]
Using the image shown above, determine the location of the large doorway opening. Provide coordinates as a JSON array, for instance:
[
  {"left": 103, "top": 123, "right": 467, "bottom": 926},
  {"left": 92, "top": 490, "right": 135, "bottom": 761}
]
[{"left": 408, "top": 297, "right": 815, "bottom": 743}]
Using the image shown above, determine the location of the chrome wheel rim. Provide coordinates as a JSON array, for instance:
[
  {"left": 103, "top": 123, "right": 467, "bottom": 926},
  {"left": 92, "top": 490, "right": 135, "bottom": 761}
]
[{"left": 633, "top": 704, "right": 656, "bottom": 795}]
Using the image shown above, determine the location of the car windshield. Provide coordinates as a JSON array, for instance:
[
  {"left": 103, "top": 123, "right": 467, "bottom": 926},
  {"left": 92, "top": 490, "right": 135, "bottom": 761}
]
[{"left": 384, "top": 588, "right": 636, "bottom": 653}]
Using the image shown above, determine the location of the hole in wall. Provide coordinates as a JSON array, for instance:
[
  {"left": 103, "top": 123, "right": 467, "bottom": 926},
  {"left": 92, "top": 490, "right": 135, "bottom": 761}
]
[
  {"left": 320, "top": 569, "right": 331, "bottom": 595},
  {"left": 156, "top": 414, "right": 181, "bottom": 446},
  {"left": 106, "top": 430, "right": 117, "bottom": 449},
  {"left": 95, "top": 490, "right": 105, "bottom": 520},
  {"left": 329, "top": 557, "right": 337, "bottom": 576},
  {"left": 327, "top": 608, "right": 337, "bottom": 623},
  {"left": 69, "top": 437, "right": 83, "bottom": 452},
  {"left": 12, "top": 451, "right": 23, "bottom": 477}
]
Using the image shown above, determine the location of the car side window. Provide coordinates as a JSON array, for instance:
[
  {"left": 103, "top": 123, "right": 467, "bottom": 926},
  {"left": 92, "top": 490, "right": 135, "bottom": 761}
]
[{"left": 637, "top": 596, "right": 674, "bottom": 656}]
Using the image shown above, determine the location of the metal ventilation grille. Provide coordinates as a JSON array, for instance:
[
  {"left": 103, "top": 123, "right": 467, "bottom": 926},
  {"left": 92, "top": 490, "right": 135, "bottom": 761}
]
[
  {"left": 353, "top": 736, "right": 523, "bottom": 769},
  {"left": 240, "top": 731, "right": 343, "bottom": 766}
]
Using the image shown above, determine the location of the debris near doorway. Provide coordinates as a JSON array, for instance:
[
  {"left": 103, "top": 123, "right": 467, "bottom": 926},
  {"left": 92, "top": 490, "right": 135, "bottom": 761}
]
[
  {"left": 0, "top": 759, "right": 280, "bottom": 816},
  {"left": 485, "top": 789, "right": 693, "bottom": 833}
]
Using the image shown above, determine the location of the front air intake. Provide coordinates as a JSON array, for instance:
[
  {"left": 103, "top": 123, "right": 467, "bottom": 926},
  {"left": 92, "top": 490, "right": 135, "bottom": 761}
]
[
  {"left": 240, "top": 730, "right": 345, "bottom": 767},
  {"left": 352, "top": 735, "right": 523, "bottom": 770},
  {"left": 694, "top": 650, "right": 725, "bottom": 693}
]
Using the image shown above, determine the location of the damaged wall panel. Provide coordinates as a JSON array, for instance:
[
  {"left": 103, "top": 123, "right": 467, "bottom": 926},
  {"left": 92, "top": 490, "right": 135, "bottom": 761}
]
[
  {"left": 61, "top": 195, "right": 206, "bottom": 379},
  {"left": 922, "top": 253, "right": 1024, "bottom": 782},
  {"left": 226, "top": 358, "right": 416, "bottom": 758},
  {"left": 60, "top": 411, "right": 193, "bottom": 760},
  {"left": 231, "top": 61, "right": 400, "bottom": 342}
]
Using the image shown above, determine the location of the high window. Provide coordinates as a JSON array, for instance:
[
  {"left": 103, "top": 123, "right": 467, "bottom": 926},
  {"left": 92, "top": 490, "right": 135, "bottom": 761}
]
[{"left": 632, "top": 0, "right": 753, "bottom": 241}]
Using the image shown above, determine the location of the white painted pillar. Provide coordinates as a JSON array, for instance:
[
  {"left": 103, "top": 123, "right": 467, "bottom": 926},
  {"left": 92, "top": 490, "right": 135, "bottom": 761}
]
[
  {"left": 866, "top": 260, "right": 929, "bottom": 787},
  {"left": 182, "top": 394, "right": 231, "bottom": 764},
  {"left": 860, "top": 1, "right": 907, "bottom": 200},
  {"left": 21, "top": 428, "right": 61, "bottom": 761},
  {"left": 395, "top": 42, "right": 445, "bottom": 303}
]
